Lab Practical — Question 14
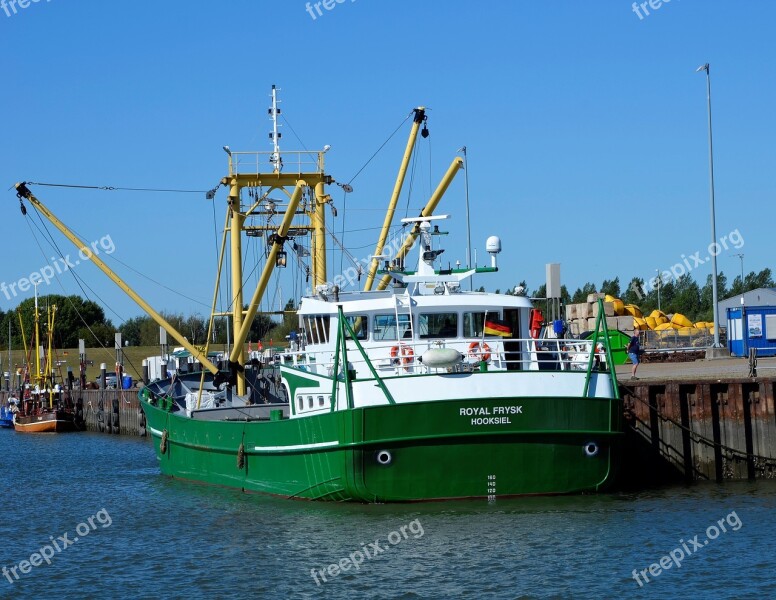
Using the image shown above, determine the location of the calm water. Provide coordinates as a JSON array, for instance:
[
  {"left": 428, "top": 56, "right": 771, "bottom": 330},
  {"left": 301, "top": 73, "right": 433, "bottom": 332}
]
[{"left": 1, "top": 431, "right": 774, "bottom": 599}]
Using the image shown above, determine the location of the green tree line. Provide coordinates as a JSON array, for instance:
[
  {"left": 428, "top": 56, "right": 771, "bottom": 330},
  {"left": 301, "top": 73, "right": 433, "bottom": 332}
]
[
  {"left": 0, "top": 295, "right": 299, "bottom": 351},
  {"left": 1, "top": 269, "right": 772, "bottom": 351},
  {"left": 503, "top": 268, "right": 774, "bottom": 322},
  {"left": 0, "top": 295, "right": 114, "bottom": 351}
]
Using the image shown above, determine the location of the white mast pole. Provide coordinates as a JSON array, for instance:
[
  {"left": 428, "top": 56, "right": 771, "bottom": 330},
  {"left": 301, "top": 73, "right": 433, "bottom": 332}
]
[{"left": 269, "top": 84, "right": 282, "bottom": 173}]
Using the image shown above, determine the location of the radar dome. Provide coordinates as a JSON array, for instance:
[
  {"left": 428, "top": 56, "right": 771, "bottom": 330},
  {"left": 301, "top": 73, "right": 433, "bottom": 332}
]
[{"left": 486, "top": 236, "right": 502, "bottom": 254}]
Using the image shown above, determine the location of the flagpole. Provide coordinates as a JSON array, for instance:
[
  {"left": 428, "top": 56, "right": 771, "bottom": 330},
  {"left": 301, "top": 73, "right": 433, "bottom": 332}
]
[{"left": 458, "top": 146, "right": 473, "bottom": 291}]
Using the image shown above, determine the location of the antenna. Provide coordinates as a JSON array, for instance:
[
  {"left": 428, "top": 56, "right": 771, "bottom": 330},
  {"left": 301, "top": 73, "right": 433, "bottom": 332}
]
[{"left": 268, "top": 84, "right": 283, "bottom": 173}]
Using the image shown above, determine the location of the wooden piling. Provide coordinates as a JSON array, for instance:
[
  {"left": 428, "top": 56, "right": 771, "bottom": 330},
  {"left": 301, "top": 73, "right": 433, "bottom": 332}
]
[{"left": 622, "top": 376, "right": 776, "bottom": 484}]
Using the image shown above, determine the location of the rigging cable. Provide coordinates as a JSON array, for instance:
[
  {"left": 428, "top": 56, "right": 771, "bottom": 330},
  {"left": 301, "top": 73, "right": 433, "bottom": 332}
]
[
  {"left": 403, "top": 137, "right": 420, "bottom": 218},
  {"left": 19, "top": 183, "right": 221, "bottom": 308},
  {"left": 345, "top": 111, "right": 414, "bottom": 186},
  {"left": 23, "top": 181, "right": 208, "bottom": 194},
  {"left": 21, "top": 192, "right": 216, "bottom": 379},
  {"left": 270, "top": 110, "right": 414, "bottom": 288},
  {"left": 279, "top": 114, "right": 319, "bottom": 165},
  {"left": 26, "top": 210, "right": 124, "bottom": 325},
  {"left": 428, "top": 128, "right": 433, "bottom": 200},
  {"left": 22, "top": 186, "right": 215, "bottom": 309},
  {"left": 211, "top": 190, "right": 228, "bottom": 347},
  {"left": 338, "top": 111, "right": 415, "bottom": 277},
  {"left": 22, "top": 210, "right": 140, "bottom": 374},
  {"left": 339, "top": 188, "right": 347, "bottom": 276},
  {"left": 24, "top": 182, "right": 236, "bottom": 356}
]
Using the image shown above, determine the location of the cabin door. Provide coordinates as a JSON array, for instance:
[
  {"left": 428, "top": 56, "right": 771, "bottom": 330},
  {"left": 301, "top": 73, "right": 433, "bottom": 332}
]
[{"left": 503, "top": 309, "right": 522, "bottom": 371}]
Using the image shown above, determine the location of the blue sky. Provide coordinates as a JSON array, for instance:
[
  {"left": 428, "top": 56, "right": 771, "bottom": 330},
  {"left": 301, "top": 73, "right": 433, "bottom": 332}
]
[{"left": 1, "top": 0, "right": 774, "bottom": 325}]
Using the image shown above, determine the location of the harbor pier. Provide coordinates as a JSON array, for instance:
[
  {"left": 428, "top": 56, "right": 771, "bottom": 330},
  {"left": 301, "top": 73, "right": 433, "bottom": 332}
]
[
  {"left": 0, "top": 388, "right": 146, "bottom": 436},
  {"left": 616, "top": 357, "right": 776, "bottom": 486}
]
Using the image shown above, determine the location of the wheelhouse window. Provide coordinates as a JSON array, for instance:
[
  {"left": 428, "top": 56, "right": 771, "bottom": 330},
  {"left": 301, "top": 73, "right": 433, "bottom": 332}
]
[
  {"left": 373, "top": 314, "right": 411, "bottom": 341},
  {"left": 344, "top": 315, "right": 368, "bottom": 340},
  {"left": 303, "top": 315, "right": 331, "bottom": 344},
  {"left": 419, "top": 313, "right": 458, "bottom": 338},
  {"left": 464, "top": 312, "right": 501, "bottom": 338}
]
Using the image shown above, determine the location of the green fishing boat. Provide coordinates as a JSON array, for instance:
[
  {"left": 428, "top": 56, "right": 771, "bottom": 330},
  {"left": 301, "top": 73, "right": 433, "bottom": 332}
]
[{"left": 15, "top": 88, "right": 622, "bottom": 501}]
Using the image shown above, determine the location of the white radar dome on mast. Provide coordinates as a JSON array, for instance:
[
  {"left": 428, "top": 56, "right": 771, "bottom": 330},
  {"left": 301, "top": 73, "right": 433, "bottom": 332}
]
[{"left": 486, "top": 235, "right": 502, "bottom": 268}]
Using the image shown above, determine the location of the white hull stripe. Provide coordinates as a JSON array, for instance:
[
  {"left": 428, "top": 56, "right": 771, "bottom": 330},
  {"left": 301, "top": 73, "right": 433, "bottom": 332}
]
[
  {"left": 149, "top": 426, "right": 163, "bottom": 437},
  {"left": 253, "top": 440, "right": 339, "bottom": 452}
]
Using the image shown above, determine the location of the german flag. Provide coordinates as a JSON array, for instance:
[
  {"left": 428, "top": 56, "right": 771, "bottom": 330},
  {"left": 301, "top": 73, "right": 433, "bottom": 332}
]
[{"left": 484, "top": 318, "right": 512, "bottom": 338}]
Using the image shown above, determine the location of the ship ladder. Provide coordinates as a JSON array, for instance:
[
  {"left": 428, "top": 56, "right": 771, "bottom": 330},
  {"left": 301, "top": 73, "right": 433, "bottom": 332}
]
[{"left": 393, "top": 294, "right": 415, "bottom": 357}]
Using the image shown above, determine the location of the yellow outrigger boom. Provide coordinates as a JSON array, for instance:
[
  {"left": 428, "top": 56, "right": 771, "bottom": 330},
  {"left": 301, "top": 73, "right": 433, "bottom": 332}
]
[
  {"left": 363, "top": 107, "right": 426, "bottom": 292},
  {"left": 376, "top": 156, "right": 463, "bottom": 291},
  {"left": 14, "top": 182, "right": 221, "bottom": 374}
]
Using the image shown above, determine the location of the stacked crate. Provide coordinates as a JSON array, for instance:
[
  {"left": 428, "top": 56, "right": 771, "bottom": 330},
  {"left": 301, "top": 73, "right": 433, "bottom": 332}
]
[{"left": 565, "top": 293, "right": 636, "bottom": 336}]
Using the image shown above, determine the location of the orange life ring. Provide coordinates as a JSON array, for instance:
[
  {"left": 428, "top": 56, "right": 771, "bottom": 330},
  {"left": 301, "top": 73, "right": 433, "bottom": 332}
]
[
  {"left": 468, "top": 342, "right": 491, "bottom": 362},
  {"left": 390, "top": 344, "right": 415, "bottom": 368}
]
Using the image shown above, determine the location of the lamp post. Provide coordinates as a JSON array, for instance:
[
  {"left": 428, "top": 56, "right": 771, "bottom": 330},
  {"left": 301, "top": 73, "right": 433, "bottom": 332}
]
[
  {"left": 733, "top": 253, "right": 744, "bottom": 305},
  {"left": 656, "top": 269, "right": 661, "bottom": 312},
  {"left": 696, "top": 63, "right": 721, "bottom": 348}
]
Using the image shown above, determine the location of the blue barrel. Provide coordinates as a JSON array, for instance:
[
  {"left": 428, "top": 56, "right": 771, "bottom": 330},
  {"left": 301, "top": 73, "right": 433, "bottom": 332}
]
[
  {"left": 553, "top": 320, "right": 565, "bottom": 336},
  {"left": 122, "top": 375, "right": 133, "bottom": 389}
]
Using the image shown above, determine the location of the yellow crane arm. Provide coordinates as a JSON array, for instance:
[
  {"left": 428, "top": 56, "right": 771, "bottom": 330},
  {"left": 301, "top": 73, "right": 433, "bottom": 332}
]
[
  {"left": 14, "top": 182, "right": 220, "bottom": 374},
  {"left": 363, "top": 107, "right": 426, "bottom": 292},
  {"left": 376, "top": 157, "right": 464, "bottom": 291}
]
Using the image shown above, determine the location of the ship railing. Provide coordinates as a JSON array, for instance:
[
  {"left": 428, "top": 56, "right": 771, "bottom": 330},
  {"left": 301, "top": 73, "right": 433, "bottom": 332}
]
[
  {"left": 300, "top": 300, "right": 619, "bottom": 408},
  {"left": 283, "top": 337, "right": 605, "bottom": 375},
  {"left": 229, "top": 150, "right": 324, "bottom": 175},
  {"left": 518, "top": 338, "right": 606, "bottom": 372}
]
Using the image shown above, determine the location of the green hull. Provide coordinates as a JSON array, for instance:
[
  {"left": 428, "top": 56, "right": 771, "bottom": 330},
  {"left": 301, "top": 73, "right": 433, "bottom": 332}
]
[{"left": 141, "top": 393, "right": 622, "bottom": 502}]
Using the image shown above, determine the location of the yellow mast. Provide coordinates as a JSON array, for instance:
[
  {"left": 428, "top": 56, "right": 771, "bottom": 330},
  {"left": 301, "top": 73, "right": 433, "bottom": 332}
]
[
  {"left": 197, "top": 209, "right": 231, "bottom": 409},
  {"left": 46, "top": 304, "right": 56, "bottom": 408},
  {"left": 17, "top": 310, "right": 28, "bottom": 385},
  {"left": 14, "top": 183, "right": 221, "bottom": 374},
  {"left": 221, "top": 169, "right": 329, "bottom": 393},
  {"left": 33, "top": 284, "right": 42, "bottom": 391},
  {"left": 228, "top": 181, "right": 306, "bottom": 367},
  {"left": 363, "top": 107, "right": 426, "bottom": 292},
  {"left": 227, "top": 180, "right": 246, "bottom": 392},
  {"left": 311, "top": 181, "right": 330, "bottom": 288},
  {"left": 221, "top": 86, "right": 334, "bottom": 392},
  {"left": 376, "top": 157, "right": 464, "bottom": 291}
]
